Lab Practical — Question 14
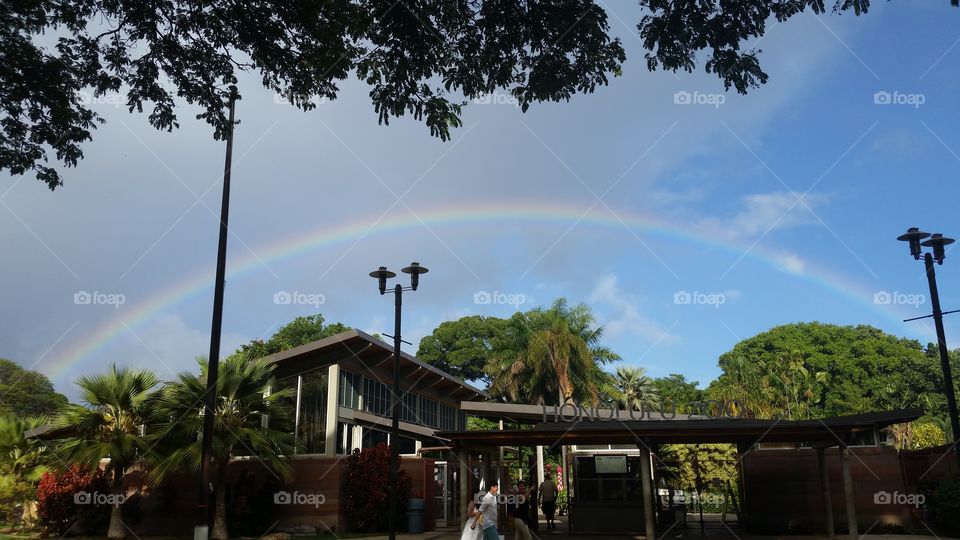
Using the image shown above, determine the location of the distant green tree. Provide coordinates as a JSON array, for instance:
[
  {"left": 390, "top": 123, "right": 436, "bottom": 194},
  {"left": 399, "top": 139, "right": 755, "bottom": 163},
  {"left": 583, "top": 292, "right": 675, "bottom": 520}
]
[
  {"left": 0, "top": 359, "right": 68, "bottom": 417},
  {"left": 238, "top": 314, "right": 349, "bottom": 358},
  {"left": 708, "top": 323, "right": 945, "bottom": 419},
  {"left": 652, "top": 374, "right": 705, "bottom": 413},
  {"left": 417, "top": 315, "right": 508, "bottom": 383}
]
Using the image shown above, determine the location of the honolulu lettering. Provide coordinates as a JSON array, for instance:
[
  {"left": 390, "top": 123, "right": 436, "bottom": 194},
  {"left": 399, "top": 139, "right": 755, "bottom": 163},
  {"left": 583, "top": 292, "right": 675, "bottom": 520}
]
[{"left": 541, "top": 400, "right": 745, "bottom": 422}]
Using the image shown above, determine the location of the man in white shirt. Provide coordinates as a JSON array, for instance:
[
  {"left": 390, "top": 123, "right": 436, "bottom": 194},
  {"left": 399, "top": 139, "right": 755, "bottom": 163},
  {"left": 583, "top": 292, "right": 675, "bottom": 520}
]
[{"left": 479, "top": 482, "right": 500, "bottom": 540}]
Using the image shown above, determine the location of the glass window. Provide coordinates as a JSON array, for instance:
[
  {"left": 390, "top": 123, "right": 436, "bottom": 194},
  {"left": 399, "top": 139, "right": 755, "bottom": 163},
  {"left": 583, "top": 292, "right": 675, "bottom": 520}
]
[
  {"left": 420, "top": 396, "right": 437, "bottom": 427},
  {"left": 269, "top": 376, "right": 298, "bottom": 437},
  {"left": 396, "top": 435, "right": 417, "bottom": 455},
  {"left": 297, "top": 369, "right": 327, "bottom": 454},
  {"left": 400, "top": 391, "right": 419, "bottom": 423},
  {"left": 336, "top": 421, "right": 355, "bottom": 454},
  {"left": 363, "top": 377, "right": 390, "bottom": 416},
  {"left": 338, "top": 371, "right": 361, "bottom": 409},
  {"left": 362, "top": 426, "right": 389, "bottom": 448},
  {"left": 438, "top": 403, "right": 456, "bottom": 430}
]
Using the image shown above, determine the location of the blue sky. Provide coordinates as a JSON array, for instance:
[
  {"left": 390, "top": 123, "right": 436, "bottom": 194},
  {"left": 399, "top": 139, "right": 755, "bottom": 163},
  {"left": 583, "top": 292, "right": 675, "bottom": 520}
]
[{"left": 3, "top": 2, "right": 959, "bottom": 400}]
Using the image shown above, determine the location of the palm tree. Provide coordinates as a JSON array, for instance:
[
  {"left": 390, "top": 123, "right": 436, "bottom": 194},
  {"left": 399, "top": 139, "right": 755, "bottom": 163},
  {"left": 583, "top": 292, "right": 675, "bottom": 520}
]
[
  {"left": 54, "top": 365, "right": 159, "bottom": 539},
  {"left": 0, "top": 415, "right": 51, "bottom": 482},
  {"left": 148, "top": 355, "right": 295, "bottom": 540},
  {"left": 486, "top": 298, "right": 620, "bottom": 405},
  {"left": 612, "top": 366, "right": 659, "bottom": 411}
]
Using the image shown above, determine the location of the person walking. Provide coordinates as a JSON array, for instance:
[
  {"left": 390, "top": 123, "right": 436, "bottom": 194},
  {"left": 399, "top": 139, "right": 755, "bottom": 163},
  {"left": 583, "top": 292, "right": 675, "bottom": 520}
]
[
  {"left": 479, "top": 482, "right": 500, "bottom": 540},
  {"left": 461, "top": 489, "right": 486, "bottom": 540},
  {"left": 539, "top": 473, "right": 558, "bottom": 529},
  {"left": 511, "top": 480, "right": 533, "bottom": 540}
]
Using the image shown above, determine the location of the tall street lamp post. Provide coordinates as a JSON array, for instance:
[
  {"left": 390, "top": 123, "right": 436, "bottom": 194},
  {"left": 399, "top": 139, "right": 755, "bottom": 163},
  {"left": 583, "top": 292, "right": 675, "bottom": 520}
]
[
  {"left": 369, "top": 262, "right": 429, "bottom": 540},
  {"left": 897, "top": 227, "right": 960, "bottom": 469},
  {"left": 195, "top": 89, "right": 237, "bottom": 540}
]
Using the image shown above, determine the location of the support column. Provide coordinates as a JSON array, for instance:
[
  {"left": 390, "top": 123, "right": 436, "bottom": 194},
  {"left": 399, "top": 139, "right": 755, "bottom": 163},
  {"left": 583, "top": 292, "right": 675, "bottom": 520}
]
[
  {"left": 324, "top": 364, "right": 339, "bottom": 456},
  {"left": 459, "top": 448, "right": 469, "bottom": 525},
  {"left": 482, "top": 452, "right": 493, "bottom": 490},
  {"left": 841, "top": 446, "right": 858, "bottom": 540},
  {"left": 536, "top": 445, "right": 545, "bottom": 523},
  {"left": 639, "top": 444, "right": 656, "bottom": 540},
  {"left": 817, "top": 448, "right": 835, "bottom": 537}
]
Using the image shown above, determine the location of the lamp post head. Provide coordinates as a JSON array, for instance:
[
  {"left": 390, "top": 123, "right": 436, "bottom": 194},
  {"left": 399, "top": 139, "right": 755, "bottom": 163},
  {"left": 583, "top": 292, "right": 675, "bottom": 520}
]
[
  {"left": 369, "top": 266, "right": 396, "bottom": 295},
  {"left": 401, "top": 262, "right": 429, "bottom": 291},
  {"left": 897, "top": 227, "right": 931, "bottom": 260},
  {"left": 921, "top": 233, "right": 955, "bottom": 265}
]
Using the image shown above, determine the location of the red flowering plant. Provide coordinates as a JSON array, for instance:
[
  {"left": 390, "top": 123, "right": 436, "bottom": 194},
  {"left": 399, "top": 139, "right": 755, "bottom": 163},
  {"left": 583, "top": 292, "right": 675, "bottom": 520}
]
[
  {"left": 36, "top": 465, "right": 111, "bottom": 537},
  {"left": 343, "top": 443, "right": 413, "bottom": 532}
]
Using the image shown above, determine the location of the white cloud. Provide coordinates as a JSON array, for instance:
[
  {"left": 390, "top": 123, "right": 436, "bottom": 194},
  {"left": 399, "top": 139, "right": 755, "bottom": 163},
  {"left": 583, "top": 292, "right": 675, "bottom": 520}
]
[
  {"left": 726, "top": 191, "right": 827, "bottom": 238},
  {"left": 775, "top": 251, "right": 806, "bottom": 275},
  {"left": 589, "top": 274, "right": 676, "bottom": 343}
]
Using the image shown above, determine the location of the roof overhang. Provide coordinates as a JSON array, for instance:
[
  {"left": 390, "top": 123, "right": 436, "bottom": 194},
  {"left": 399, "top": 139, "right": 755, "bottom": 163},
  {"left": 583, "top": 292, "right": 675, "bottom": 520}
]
[
  {"left": 437, "top": 408, "right": 924, "bottom": 448},
  {"left": 262, "top": 328, "right": 488, "bottom": 402}
]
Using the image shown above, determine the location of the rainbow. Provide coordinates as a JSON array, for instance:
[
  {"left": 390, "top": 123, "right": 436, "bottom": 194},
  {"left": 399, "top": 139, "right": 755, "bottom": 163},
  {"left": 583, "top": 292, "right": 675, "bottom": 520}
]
[{"left": 44, "top": 201, "right": 915, "bottom": 380}]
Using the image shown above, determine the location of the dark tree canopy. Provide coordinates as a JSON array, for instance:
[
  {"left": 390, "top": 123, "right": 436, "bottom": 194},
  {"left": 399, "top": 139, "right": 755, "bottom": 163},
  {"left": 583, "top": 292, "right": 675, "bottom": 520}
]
[
  {"left": 416, "top": 314, "right": 507, "bottom": 382},
  {"left": 9, "top": 0, "right": 955, "bottom": 189},
  {"left": 638, "top": 0, "right": 955, "bottom": 93},
  {"left": 0, "top": 358, "right": 69, "bottom": 416},
  {"left": 237, "top": 314, "right": 349, "bottom": 358},
  {"left": 3, "top": 0, "right": 625, "bottom": 189}
]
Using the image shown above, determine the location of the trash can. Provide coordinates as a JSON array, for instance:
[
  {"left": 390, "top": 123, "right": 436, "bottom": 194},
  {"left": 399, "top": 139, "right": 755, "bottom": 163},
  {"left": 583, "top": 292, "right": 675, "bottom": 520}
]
[{"left": 407, "top": 498, "right": 425, "bottom": 533}]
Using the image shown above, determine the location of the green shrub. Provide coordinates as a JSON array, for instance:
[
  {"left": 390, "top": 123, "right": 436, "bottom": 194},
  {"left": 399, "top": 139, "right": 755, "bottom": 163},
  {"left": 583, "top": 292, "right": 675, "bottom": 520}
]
[{"left": 930, "top": 475, "right": 960, "bottom": 535}]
